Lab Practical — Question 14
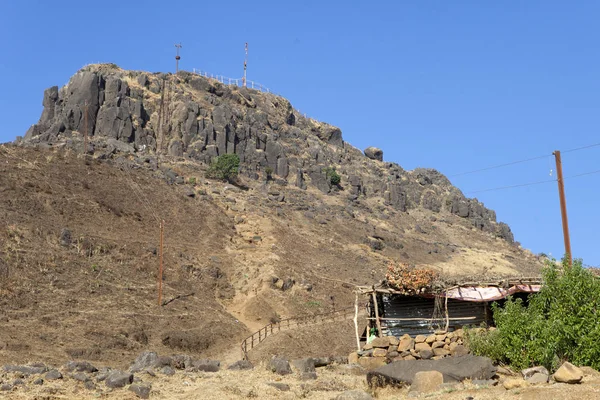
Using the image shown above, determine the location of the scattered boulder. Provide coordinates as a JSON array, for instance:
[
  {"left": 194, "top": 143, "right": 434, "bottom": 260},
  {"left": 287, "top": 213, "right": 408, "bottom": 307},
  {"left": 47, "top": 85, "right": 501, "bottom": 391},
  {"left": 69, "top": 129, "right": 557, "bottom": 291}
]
[
  {"left": 160, "top": 366, "right": 175, "bottom": 376},
  {"left": 228, "top": 360, "right": 254, "bottom": 371},
  {"left": 105, "top": 371, "right": 134, "bottom": 388},
  {"left": 71, "top": 372, "right": 90, "bottom": 382},
  {"left": 367, "top": 355, "right": 496, "bottom": 388},
  {"left": 269, "top": 357, "right": 292, "bottom": 375},
  {"left": 364, "top": 147, "right": 383, "bottom": 161},
  {"left": 45, "top": 369, "right": 63, "bottom": 380},
  {"left": 522, "top": 366, "right": 549, "bottom": 383},
  {"left": 33, "top": 378, "right": 44, "bottom": 385},
  {"left": 553, "top": 362, "right": 583, "bottom": 384},
  {"left": 409, "top": 370, "right": 444, "bottom": 394},
  {"left": 503, "top": 378, "right": 529, "bottom": 390},
  {"left": 3, "top": 364, "right": 48, "bottom": 375},
  {"left": 129, "top": 383, "right": 152, "bottom": 399},
  {"left": 0, "top": 384, "right": 12, "bottom": 391},
  {"left": 527, "top": 373, "right": 549, "bottom": 384},
  {"left": 130, "top": 351, "right": 159, "bottom": 372},
  {"left": 191, "top": 359, "right": 220, "bottom": 372},
  {"left": 291, "top": 358, "right": 317, "bottom": 380},
  {"left": 65, "top": 361, "right": 98, "bottom": 373}
]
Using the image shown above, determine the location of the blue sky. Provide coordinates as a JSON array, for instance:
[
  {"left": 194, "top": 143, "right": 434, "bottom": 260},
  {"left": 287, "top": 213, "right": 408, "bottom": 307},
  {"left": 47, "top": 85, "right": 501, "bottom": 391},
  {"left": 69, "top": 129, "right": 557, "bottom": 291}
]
[{"left": 1, "top": 1, "right": 599, "bottom": 265}]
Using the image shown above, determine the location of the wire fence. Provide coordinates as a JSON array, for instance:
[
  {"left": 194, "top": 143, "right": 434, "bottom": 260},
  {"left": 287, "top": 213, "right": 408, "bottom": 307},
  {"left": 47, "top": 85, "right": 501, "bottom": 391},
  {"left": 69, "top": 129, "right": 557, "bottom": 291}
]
[{"left": 191, "top": 68, "right": 313, "bottom": 120}]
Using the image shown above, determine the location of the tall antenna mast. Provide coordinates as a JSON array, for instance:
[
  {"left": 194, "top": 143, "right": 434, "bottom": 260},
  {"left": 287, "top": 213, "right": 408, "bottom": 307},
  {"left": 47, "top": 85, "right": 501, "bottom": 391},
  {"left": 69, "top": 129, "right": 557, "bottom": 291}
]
[
  {"left": 174, "top": 43, "right": 182, "bottom": 73},
  {"left": 243, "top": 42, "right": 248, "bottom": 87}
]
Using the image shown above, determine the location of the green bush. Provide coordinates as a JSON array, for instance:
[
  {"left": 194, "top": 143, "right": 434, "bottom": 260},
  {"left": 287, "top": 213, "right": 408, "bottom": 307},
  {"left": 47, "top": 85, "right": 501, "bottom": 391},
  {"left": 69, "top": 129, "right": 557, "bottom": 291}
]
[
  {"left": 206, "top": 154, "right": 240, "bottom": 182},
  {"left": 466, "top": 258, "right": 600, "bottom": 371},
  {"left": 324, "top": 167, "right": 341, "bottom": 186},
  {"left": 265, "top": 166, "right": 273, "bottom": 180}
]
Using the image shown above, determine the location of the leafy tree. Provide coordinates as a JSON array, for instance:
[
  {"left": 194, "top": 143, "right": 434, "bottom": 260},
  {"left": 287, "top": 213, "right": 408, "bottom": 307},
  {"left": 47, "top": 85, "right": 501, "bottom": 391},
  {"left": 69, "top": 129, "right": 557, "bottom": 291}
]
[
  {"left": 324, "top": 167, "right": 341, "bottom": 186},
  {"left": 206, "top": 154, "right": 240, "bottom": 182},
  {"left": 466, "top": 257, "right": 600, "bottom": 371}
]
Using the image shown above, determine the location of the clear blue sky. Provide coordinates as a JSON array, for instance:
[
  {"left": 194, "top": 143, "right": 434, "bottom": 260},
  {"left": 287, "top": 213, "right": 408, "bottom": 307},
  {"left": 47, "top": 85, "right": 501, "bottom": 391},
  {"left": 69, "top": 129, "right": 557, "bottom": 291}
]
[{"left": 1, "top": 1, "right": 599, "bottom": 265}]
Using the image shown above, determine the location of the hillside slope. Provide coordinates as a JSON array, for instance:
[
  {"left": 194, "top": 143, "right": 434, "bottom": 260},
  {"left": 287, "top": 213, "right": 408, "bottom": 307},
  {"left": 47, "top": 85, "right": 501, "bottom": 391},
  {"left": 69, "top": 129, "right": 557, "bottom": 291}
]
[{"left": 0, "top": 64, "right": 543, "bottom": 365}]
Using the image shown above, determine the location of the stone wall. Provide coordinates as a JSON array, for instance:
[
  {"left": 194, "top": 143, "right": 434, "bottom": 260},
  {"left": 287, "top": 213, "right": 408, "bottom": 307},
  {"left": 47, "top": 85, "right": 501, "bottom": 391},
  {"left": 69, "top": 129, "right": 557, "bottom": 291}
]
[{"left": 349, "top": 329, "right": 471, "bottom": 370}]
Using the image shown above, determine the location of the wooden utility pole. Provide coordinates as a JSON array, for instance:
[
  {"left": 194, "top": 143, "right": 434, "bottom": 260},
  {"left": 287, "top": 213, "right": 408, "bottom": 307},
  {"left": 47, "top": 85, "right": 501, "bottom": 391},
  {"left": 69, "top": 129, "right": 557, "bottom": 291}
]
[
  {"left": 84, "top": 101, "right": 89, "bottom": 154},
  {"left": 553, "top": 150, "right": 572, "bottom": 266},
  {"left": 158, "top": 220, "right": 165, "bottom": 305}
]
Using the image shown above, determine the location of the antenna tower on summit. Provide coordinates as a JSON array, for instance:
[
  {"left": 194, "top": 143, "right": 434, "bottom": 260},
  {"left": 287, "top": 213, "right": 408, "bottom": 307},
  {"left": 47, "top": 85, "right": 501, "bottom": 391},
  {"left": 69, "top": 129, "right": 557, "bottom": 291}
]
[
  {"left": 243, "top": 42, "right": 248, "bottom": 87},
  {"left": 174, "top": 43, "right": 182, "bottom": 73}
]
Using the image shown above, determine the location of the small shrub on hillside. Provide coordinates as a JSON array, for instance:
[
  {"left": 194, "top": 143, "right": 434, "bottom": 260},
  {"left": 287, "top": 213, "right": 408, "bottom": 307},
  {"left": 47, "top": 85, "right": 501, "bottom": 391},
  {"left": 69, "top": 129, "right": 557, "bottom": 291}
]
[
  {"left": 188, "top": 177, "right": 197, "bottom": 186},
  {"left": 324, "top": 167, "right": 341, "bottom": 186},
  {"left": 206, "top": 154, "right": 240, "bottom": 182},
  {"left": 265, "top": 166, "right": 273, "bottom": 180},
  {"left": 466, "top": 258, "right": 600, "bottom": 371}
]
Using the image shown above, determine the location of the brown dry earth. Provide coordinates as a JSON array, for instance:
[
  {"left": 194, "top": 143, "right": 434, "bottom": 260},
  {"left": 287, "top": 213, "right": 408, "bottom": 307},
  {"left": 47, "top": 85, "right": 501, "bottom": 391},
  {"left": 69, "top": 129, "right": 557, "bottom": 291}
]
[{"left": 0, "top": 145, "right": 543, "bottom": 370}]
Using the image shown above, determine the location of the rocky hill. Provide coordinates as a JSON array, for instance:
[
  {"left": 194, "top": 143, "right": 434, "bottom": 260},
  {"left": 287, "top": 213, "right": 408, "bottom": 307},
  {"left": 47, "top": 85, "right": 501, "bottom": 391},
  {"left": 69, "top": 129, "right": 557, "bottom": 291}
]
[{"left": 1, "top": 63, "right": 542, "bottom": 366}]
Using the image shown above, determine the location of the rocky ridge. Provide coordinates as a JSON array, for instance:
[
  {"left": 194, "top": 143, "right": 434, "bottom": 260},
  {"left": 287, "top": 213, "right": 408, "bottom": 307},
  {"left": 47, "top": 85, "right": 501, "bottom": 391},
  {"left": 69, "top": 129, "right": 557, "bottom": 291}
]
[{"left": 20, "top": 63, "right": 515, "bottom": 245}]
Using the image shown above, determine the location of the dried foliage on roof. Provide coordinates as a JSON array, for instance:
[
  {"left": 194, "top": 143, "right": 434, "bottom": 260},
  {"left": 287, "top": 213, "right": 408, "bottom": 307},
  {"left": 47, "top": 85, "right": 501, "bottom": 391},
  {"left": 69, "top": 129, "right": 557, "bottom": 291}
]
[{"left": 384, "top": 262, "right": 440, "bottom": 294}]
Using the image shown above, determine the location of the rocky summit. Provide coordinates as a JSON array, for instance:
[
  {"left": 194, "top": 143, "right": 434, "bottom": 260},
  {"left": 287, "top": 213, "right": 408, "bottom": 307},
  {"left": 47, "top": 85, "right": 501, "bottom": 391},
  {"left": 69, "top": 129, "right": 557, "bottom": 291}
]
[
  {"left": 23, "top": 63, "right": 519, "bottom": 246},
  {"left": 1, "top": 63, "right": 542, "bottom": 370}
]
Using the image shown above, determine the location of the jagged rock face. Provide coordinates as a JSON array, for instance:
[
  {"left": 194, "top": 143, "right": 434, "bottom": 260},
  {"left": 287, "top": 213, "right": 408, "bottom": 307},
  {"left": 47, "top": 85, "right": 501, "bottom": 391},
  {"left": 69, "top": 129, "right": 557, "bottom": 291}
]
[{"left": 21, "top": 64, "right": 514, "bottom": 243}]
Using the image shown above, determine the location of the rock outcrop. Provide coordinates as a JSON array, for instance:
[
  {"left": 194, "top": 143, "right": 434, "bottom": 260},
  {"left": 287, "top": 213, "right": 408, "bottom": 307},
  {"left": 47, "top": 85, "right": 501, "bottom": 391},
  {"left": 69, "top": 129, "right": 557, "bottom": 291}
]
[{"left": 19, "top": 63, "right": 515, "bottom": 244}]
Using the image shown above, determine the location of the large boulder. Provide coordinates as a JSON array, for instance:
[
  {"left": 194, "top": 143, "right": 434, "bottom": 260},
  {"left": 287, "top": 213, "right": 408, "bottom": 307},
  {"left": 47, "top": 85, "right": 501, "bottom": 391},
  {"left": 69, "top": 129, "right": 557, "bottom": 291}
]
[
  {"left": 364, "top": 147, "right": 383, "bottom": 161},
  {"left": 105, "top": 371, "right": 134, "bottom": 388},
  {"left": 268, "top": 357, "right": 292, "bottom": 375},
  {"left": 409, "top": 370, "right": 444, "bottom": 394},
  {"left": 553, "top": 362, "right": 583, "bottom": 384},
  {"left": 367, "top": 355, "right": 496, "bottom": 388}
]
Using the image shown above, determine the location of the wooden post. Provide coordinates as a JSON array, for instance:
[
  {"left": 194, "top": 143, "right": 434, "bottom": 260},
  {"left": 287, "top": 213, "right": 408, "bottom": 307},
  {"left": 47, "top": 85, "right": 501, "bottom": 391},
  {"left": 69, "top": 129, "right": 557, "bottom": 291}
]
[
  {"left": 353, "top": 293, "right": 361, "bottom": 351},
  {"left": 371, "top": 291, "right": 383, "bottom": 337},
  {"left": 553, "top": 150, "right": 573, "bottom": 266},
  {"left": 444, "top": 294, "right": 450, "bottom": 333},
  {"left": 157, "top": 220, "right": 165, "bottom": 305}
]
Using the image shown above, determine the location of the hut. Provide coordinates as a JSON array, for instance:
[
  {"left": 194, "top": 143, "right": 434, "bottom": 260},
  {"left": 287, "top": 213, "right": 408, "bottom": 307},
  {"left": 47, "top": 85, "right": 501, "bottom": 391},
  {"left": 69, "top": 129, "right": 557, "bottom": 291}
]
[{"left": 355, "top": 263, "right": 542, "bottom": 339}]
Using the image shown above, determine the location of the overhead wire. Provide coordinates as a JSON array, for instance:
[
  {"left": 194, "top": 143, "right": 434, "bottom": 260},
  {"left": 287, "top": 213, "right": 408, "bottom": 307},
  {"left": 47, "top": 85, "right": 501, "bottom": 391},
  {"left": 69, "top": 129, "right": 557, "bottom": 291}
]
[
  {"left": 450, "top": 141, "right": 600, "bottom": 178},
  {"left": 466, "top": 167, "right": 600, "bottom": 195}
]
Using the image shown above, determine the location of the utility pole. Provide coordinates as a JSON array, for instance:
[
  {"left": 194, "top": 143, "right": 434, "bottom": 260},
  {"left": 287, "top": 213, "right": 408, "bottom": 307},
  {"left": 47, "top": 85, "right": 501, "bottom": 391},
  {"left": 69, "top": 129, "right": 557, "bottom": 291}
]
[
  {"left": 243, "top": 42, "right": 248, "bottom": 87},
  {"left": 174, "top": 43, "right": 182, "bottom": 73},
  {"left": 553, "top": 150, "right": 572, "bottom": 267},
  {"left": 158, "top": 220, "right": 165, "bottom": 305},
  {"left": 83, "top": 101, "right": 89, "bottom": 154}
]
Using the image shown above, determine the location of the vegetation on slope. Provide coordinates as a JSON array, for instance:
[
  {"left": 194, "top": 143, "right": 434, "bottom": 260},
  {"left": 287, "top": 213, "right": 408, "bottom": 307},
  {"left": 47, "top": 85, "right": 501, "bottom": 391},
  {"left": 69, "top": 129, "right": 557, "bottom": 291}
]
[{"left": 467, "top": 257, "right": 600, "bottom": 371}]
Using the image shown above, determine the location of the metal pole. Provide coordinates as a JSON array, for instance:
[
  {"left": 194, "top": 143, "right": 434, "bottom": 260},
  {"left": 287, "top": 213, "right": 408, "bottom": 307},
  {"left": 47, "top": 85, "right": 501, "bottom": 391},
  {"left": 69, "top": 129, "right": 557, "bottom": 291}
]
[
  {"left": 243, "top": 42, "right": 248, "bottom": 87},
  {"left": 553, "top": 150, "right": 572, "bottom": 266},
  {"left": 158, "top": 220, "right": 164, "bottom": 305},
  {"left": 174, "top": 43, "right": 182, "bottom": 73}
]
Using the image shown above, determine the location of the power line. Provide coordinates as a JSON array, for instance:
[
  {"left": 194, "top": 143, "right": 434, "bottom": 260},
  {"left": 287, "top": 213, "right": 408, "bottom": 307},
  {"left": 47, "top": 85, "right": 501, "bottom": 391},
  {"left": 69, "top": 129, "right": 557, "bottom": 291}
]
[
  {"left": 562, "top": 142, "right": 600, "bottom": 154},
  {"left": 449, "top": 154, "right": 549, "bottom": 178},
  {"left": 466, "top": 178, "right": 556, "bottom": 195},
  {"left": 466, "top": 167, "right": 600, "bottom": 195},
  {"left": 450, "top": 141, "right": 600, "bottom": 178}
]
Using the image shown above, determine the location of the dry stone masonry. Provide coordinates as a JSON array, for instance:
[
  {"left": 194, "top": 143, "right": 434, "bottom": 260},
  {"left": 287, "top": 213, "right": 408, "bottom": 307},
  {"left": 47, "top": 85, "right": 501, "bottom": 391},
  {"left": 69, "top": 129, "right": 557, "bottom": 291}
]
[{"left": 351, "top": 330, "right": 469, "bottom": 370}]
